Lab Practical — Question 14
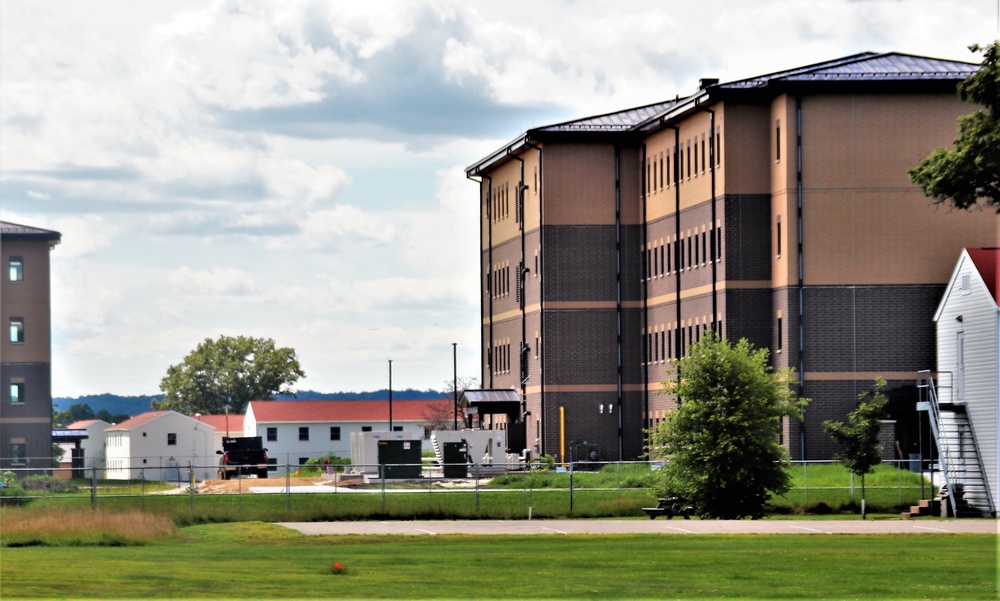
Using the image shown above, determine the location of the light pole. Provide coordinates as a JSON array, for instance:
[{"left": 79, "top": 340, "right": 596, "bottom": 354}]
[
  {"left": 453, "top": 343, "right": 458, "bottom": 430},
  {"left": 388, "top": 359, "right": 393, "bottom": 432}
]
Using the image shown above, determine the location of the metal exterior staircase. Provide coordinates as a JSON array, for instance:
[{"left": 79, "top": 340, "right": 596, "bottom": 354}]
[{"left": 916, "top": 371, "right": 995, "bottom": 517}]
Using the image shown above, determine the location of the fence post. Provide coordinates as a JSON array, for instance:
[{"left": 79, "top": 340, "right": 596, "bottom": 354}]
[
  {"left": 569, "top": 463, "right": 574, "bottom": 514},
  {"left": 90, "top": 467, "right": 97, "bottom": 509},
  {"left": 381, "top": 464, "right": 386, "bottom": 514},
  {"left": 475, "top": 463, "right": 480, "bottom": 514},
  {"left": 285, "top": 461, "right": 291, "bottom": 512},
  {"left": 188, "top": 463, "right": 195, "bottom": 511}
]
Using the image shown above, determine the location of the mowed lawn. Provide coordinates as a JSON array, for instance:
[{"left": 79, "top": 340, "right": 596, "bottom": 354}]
[{"left": 2, "top": 522, "right": 996, "bottom": 599}]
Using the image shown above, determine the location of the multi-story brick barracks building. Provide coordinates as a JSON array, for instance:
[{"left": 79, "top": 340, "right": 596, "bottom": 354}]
[
  {"left": 1, "top": 222, "right": 61, "bottom": 470},
  {"left": 465, "top": 52, "right": 998, "bottom": 462}
]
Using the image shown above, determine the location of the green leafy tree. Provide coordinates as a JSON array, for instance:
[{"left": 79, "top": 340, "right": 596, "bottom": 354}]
[
  {"left": 823, "top": 378, "right": 889, "bottom": 519},
  {"left": 648, "top": 334, "right": 807, "bottom": 519},
  {"left": 152, "top": 335, "right": 305, "bottom": 415},
  {"left": 909, "top": 42, "right": 1000, "bottom": 212},
  {"left": 52, "top": 403, "right": 96, "bottom": 428}
]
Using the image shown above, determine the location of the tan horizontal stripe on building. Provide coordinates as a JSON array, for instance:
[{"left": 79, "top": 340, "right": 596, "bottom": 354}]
[
  {"left": 802, "top": 371, "right": 918, "bottom": 382},
  {"left": 1, "top": 417, "right": 52, "bottom": 424}
]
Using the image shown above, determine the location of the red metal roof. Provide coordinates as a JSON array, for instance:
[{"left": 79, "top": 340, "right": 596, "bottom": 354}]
[
  {"left": 967, "top": 247, "right": 1000, "bottom": 306},
  {"left": 66, "top": 419, "right": 106, "bottom": 429},
  {"left": 192, "top": 414, "right": 244, "bottom": 433},
  {"left": 248, "top": 399, "right": 451, "bottom": 423},
  {"left": 106, "top": 411, "right": 174, "bottom": 431}
]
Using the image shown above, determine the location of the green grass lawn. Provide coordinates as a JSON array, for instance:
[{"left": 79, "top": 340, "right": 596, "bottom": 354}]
[{"left": 1, "top": 521, "right": 994, "bottom": 599}]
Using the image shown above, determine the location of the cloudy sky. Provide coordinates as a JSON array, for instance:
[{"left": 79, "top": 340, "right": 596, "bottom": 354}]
[{"left": 2, "top": 0, "right": 996, "bottom": 398}]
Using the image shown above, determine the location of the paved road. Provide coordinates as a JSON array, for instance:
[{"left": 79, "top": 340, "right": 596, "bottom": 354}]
[{"left": 279, "top": 519, "right": 998, "bottom": 536}]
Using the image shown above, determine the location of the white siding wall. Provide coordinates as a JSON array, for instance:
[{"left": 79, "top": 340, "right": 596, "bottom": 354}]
[
  {"left": 247, "top": 421, "right": 425, "bottom": 474},
  {"left": 105, "top": 413, "right": 216, "bottom": 481},
  {"left": 936, "top": 254, "right": 1000, "bottom": 507}
]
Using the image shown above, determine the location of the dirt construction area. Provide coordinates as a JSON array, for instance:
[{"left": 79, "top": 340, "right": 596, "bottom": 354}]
[{"left": 195, "top": 475, "right": 364, "bottom": 494}]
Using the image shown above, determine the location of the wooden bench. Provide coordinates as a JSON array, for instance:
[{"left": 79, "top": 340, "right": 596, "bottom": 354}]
[{"left": 643, "top": 497, "right": 693, "bottom": 520}]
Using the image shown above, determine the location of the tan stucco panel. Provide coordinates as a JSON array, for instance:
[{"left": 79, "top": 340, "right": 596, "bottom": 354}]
[{"left": 543, "top": 144, "right": 617, "bottom": 225}]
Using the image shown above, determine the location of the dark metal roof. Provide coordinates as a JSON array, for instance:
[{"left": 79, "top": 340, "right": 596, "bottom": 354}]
[
  {"left": 719, "top": 52, "right": 978, "bottom": 89},
  {"left": 467, "top": 51, "right": 979, "bottom": 175},
  {"left": 0, "top": 221, "right": 62, "bottom": 243},
  {"left": 537, "top": 99, "right": 682, "bottom": 133}
]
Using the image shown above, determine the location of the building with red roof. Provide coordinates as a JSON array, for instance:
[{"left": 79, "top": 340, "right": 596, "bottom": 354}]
[
  {"left": 931, "top": 248, "right": 1000, "bottom": 516},
  {"left": 105, "top": 411, "right": 217, "bottom": 481},
  {"left": 246, "top": 399, "right": 451, "bottom": 473}
]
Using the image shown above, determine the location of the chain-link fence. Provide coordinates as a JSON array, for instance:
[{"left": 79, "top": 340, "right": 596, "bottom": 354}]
[{"left": 0, "top": 458, "right": 940, "bottom": 519}]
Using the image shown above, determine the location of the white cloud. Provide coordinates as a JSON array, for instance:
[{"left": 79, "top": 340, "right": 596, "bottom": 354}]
[{"left": 168, "top": 266, "right": 257, "bottom": 296}]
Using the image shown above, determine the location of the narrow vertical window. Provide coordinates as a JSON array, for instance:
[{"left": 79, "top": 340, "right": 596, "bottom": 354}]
[
  {"left": 694, "top": 139, "right": 699, "bottom": 173},
  {"left": 777, "top": 316, "right": 783, "bottom": 352},
  {"left": 659, "top": 154, "right": 664, "bottom": 189},
  {"left": 700, "top": 135, "right": 706, "bottom": 172},
  {"left": 659, "top": 245, "right": 665, "bottom": 276},
  {"left": 9, "top": 318, "right": 24, "bottom": 343},
  {"left": 9, "top": 257, "right": 23, "bottom": 282},
  {"left": 716, "top": 128, "right": 722, "bottom": 166},
  {"left": 775, "top": 119, "right": 781, "bottom": 162},
  {"left": 776, "top": 215, "right": 782, "bottom": 257},
  {"left": 10, "top": 382, "right": 24, "bottom": 404},
  {"left": 687, "top": 141, "right": 692, "bottom": 178},
  {"left": 299, "top": 427, "right": 309, "bottom": 441}
]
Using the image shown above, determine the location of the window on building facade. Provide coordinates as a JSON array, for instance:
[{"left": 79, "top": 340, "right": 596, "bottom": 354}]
[
  {"left": 9, "top": 257, "right": 23, "bottom": 282},
  {"left": 10, "top": 382, "right": 24, "bottom": 404},
  {"left": 716, "top": 128, "right": 722, "bottom": 167},
  {"left": 362, "top": 426, "right": 372, "bottom": 432},
  {"left": 10, "top": 443, "right": 26, "bottom": 465},
  {"left": 776, "top": 215, "right": 782, "bottom": 257},
  {"left": 9, "top": 318, "right": 24, "bottom": 343},
  {"left": 777, "top": 316, "right": 783, "bottom": 352},
  {"left": 299, "top": 427, "right": 309, "bottom": 441},
  {"left": 393, "top": 426, "right": 403, "bottom": 432},
  {"left": 330, "top": 427, "right": 341, "bottom": 441},
  {"left": 701, "top": 135, "right": 706, "bottom": 172},
  {"left": 267, "top": 427, "right": 277, "bottom": 441},
  {"left": 167, "top": 433, "right": 177, "bottom": 446},
  {"left": 693, "top": 139, "right": 698, "bottom": 174},
  {"left": 776, "top": 120, "right": 781, "bottom": 162}
]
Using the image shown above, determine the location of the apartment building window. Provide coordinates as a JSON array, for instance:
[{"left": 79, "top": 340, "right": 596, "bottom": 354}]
[
  {"left": 694, "top": 234, "right": 699, "bottom": 265},
  {"left": 666, "top": 154, "right": 671, "bottom": 187},
  {"left": 687, "top": 237, "right": 693, "bottom": 269},
  {"left": 702, "top": 231, "right": 708, "bottom": 264},
  {"left": 776, "top": 215, "right": 782, "bottom": 257},
  {"left": 299, "top": 427, "right": 309, "bottom": 441},
  {"left": 10, "top": 443, "right": 26, "bottom": 465},
  {"left": 775, "top": 120, "right": 781, "bottom": 162},
  {"left": 10, "top": 382, "right": 24, "bottom": 404},
  {"left": 9, "top": 318, "right": 24, "bottom": 343},
  {"left": 687, "top": 140, "right": 692, "bottom": 177},
  {"left": 393, "top": 426, "right": 403, "bottom": 432},
  {"left": 701, "top": 135, "right": 706, "bottom": 173},
  {"left": 267, "top": 427, "right": 277, "bottom": 442},
  {"left": 167, "top": 433, "right": 177, "bottom": 446},
  {"left": 659, "top": 154, "right": 664, "bottom": 190},
  {"left": 330, "top": 427, "right": 341, "bottom": 441},
  {"left": 362, "top": 426, "right": 373, "bottom": 432},
  {"left": 694, "top": 138, "right": 699, "bottom": 174},
  {"left": 777, "top": 316, "right": 784, "bottom": 352},
  {"left": 716, "top": 225, "right": 723, "bottom": 259},
  {"left": 9, "top": 257, "right": 23, "bottom": 282},
  {"left": 716, "top": 128, "right": 722, "bottom": 167}
]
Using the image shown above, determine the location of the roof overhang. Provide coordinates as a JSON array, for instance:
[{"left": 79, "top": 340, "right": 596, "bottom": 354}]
[{"left": 459, "top": 389, "right": 522, "bottom": 415}]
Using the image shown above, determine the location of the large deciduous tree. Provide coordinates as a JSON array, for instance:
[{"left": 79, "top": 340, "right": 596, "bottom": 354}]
[
  {"left": 648, "top": 335, "right": 807, "bottom": 520},
  {"left": 909, "top": 42, "right": 1000, "bottom": 212},
  {"left": 153, "top": 335, "right": 305, "bottom": 415},
  {"left": 823, "top": 378, "right": 889, "bottom": 519}
]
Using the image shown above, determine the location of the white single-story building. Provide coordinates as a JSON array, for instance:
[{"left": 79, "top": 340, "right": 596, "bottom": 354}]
[
  {"left": 58, "top": 419, "right": 111, "bottom": 474},
  {"left": 933, "top": 247, "right": 998, "bottom": 516},
  {"left": 245, "top": 399, "right": 451, "bottom": 474},
  {"left": 105, "top": 411, "right": 217, "bottom": 481}
]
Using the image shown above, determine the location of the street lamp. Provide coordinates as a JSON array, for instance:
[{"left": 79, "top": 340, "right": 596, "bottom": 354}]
[
  {"left": 453, "top": 343, "right": 458, "bottom": 430},
  {"left": 388, "top": 359, "right": 393, "bottom": 432}
]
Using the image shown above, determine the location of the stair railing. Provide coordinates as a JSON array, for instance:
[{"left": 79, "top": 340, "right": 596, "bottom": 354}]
[{"left": 917, "top": 370, "right": 958, "bottom": 516}]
